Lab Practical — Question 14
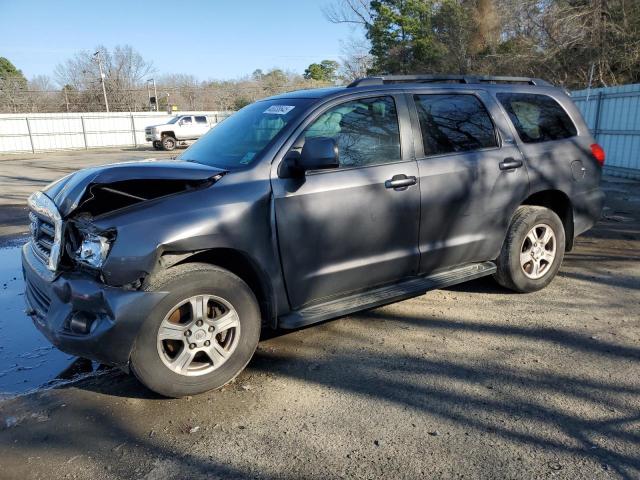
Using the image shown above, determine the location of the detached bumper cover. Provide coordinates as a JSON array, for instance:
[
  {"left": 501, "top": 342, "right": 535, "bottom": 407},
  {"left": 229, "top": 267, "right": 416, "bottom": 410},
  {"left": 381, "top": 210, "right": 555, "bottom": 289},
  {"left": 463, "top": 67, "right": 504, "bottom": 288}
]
[
  {"left": 22, "top": 243, "right": 168, "bottom": 367},
  {"left": 573, "top": 187, "right": 606, "bottom": 236}
]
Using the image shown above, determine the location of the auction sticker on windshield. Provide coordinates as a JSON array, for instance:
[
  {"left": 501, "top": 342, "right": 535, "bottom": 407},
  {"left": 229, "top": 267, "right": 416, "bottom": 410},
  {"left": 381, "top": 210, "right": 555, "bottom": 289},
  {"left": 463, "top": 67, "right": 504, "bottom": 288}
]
[{"left": 264, "top": 105, "right": 295, "bottom": 115}]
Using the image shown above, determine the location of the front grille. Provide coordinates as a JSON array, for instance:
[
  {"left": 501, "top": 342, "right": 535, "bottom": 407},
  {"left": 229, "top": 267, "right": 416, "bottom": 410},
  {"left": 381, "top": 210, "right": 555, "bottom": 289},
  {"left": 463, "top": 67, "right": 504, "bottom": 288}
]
[
  {"left": 29, "top": 212, "right": 56, "bottom": 264},
  {"left": 145, "top": 127, "right": 153, "bottom": 134},
  {"left": 27, "top": 191, "right": 63, "bottom": 271},
  {"left": 25, "top": 277, "right": 52, "bottom": 318}
]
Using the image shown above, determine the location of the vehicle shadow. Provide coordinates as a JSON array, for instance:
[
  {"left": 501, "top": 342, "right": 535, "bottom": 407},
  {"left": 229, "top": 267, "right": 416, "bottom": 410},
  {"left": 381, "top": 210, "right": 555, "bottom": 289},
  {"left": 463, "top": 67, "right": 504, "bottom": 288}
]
[
  {"left": 249, "top": 310, "right": 640, "bottom": 479},
  {"left": 443, "top": 275, "right": 511, "bottom": 294},
  {"left": 20, "top": 300, "right": 638, "bottom": 479}
]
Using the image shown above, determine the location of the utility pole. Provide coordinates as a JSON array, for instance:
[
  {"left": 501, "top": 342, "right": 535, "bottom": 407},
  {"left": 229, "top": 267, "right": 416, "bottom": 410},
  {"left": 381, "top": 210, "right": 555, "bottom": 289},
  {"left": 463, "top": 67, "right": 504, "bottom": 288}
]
[
  {"left": 63, "top": 88, "right": 70, "bottom": 112},
  {"left": 147, "top": 78, "right": 158, "bottom": 111},
  {"left": 94, "top": 51, "right": 109, "bottom": 112}
]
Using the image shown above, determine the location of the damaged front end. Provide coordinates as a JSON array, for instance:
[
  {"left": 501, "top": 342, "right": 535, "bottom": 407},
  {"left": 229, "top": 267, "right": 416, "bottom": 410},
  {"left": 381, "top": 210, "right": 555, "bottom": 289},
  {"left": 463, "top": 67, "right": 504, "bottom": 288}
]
[
  {"left": 44, "top": 159, "right": 227, "bottom": 217},
  {"left": 22, "top": 160, "right": 227, "bottom": 366},
  {"left": 35, "top": 159, "right": 225, "bottom": 274},
  {"left": 71, "top": 177, "right": 222, "bottom": 217}
]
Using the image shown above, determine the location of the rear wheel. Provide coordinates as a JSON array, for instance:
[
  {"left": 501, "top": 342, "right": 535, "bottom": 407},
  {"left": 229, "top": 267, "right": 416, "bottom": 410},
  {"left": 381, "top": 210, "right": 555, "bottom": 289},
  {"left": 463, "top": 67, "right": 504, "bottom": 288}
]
[
  {"left": 130, "top": 263, "right": 261, "bottom": 397},
  {"left": 161, "top": 135, "right": 176, "bottom": 151},
  {"left": 494, "top": 206, "right": 565, "bottom": 293}
]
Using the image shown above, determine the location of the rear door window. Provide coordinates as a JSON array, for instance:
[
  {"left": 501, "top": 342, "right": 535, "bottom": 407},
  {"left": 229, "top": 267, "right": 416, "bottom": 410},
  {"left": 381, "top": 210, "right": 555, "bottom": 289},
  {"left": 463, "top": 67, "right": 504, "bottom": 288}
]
[
  {"left": 413, "top": 94, "right": 498, "bottom": 156},
  {"left": 195, "top": 116, "right": 207, "bottom": 124},
  {"left": 496, "top": 93, "right": 577, "bottom": 143}
]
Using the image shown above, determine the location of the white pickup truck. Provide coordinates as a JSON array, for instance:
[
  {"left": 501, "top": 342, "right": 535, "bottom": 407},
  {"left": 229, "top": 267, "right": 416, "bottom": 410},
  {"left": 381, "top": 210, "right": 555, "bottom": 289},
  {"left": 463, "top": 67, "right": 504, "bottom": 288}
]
[{"left": 145, "top": 115, "right": 211, "bottom": 151}]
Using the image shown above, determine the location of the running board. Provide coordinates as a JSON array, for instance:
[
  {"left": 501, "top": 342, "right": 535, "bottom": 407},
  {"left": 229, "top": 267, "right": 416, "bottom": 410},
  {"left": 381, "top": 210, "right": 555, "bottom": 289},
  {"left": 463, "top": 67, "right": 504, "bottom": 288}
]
[{"left": 278, "top": 261, "right": 496, "bottom": 330}]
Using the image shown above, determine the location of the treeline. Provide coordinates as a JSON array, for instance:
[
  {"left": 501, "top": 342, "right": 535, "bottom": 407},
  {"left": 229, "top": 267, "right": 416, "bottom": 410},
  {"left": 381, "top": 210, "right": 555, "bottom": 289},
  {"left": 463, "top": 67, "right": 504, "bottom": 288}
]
[
  {"left": 326, "top": 0, "right": 640, "bottom": 88},
  {"left": 2, "top": 1, "right": 639, "bottom": 113},
  {"left": 0, "top": 48, "right": 333, "bottom": 113}
]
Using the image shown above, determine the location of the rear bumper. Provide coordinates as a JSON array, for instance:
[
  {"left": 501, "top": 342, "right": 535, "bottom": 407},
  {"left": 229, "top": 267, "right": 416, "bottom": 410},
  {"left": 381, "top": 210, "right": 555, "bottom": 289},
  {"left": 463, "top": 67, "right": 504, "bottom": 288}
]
[
  {"left": 573, "top": 187, "right": 606, "bottom": 236},
  {"left": 22, "top": 242, "right": 167, "bottom": 367}
]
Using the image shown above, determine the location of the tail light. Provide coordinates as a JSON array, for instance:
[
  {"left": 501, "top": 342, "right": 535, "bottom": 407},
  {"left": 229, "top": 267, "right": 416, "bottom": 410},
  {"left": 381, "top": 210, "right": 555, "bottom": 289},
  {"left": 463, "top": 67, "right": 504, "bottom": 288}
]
[{"left": 590, "top": 143, "right": 605, "bottom": 166}]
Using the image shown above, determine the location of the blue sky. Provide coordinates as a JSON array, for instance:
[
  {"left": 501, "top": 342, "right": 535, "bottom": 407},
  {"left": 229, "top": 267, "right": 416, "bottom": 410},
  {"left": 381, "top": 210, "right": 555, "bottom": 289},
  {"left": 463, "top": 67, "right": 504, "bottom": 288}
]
[{"left": 1, "top": 0, "right": 355, "bottom": 83}]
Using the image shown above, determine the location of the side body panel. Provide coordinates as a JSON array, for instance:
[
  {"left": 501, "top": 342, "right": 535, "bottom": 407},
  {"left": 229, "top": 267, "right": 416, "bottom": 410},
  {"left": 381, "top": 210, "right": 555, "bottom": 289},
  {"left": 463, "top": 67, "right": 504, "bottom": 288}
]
[
  {"left": 491, "top": 87, "right": 604, "bottom": 236},
  {"left": 407, "top": 90, "right": 530, "bottom": 274},
  {"left": 91, "top": 163, "right": 290, "bottom": 316},
  {"left": 271, "top": 93, "right": 421, "bottom": 309}
]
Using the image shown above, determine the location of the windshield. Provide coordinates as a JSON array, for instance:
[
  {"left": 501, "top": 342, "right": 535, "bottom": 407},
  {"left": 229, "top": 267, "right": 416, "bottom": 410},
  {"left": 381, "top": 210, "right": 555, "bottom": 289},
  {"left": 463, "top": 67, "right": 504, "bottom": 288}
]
[
  {"left": 167, "top": 116, "right": 180, "bottom": 124},
  {"left": 179, "top": 98, "right": 312, "bottom": 169}
]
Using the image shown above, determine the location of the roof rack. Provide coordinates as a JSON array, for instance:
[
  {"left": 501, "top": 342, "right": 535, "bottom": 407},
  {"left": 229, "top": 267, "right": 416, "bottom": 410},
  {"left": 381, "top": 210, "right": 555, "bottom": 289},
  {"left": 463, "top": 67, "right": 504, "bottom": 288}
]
[{"left": 347, "top": 75, "right": 551, "bottom": 88}]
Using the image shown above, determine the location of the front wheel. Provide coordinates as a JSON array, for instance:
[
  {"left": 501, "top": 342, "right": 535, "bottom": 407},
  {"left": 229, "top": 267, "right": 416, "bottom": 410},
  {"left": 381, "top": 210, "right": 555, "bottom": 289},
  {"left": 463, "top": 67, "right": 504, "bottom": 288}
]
[
  {"left": 130, "top": 263, "right": 261, "bottom": 397},
  {"left": 161, "top": 135, "right": 176, "bottom": 151},
  {"left": 494, "top": 206, "right": 566, "bottom": 293}
]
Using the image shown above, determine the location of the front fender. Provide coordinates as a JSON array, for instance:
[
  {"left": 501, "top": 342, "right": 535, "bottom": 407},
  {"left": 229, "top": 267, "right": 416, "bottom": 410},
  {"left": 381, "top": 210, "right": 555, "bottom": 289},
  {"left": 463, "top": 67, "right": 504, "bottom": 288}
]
[{"left": 93, "top": 176, "right": 269, "bottom": 282}]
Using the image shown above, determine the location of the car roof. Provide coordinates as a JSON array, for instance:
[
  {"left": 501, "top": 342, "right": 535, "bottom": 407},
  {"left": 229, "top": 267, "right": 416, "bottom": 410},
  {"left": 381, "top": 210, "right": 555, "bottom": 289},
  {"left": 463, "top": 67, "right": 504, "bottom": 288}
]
[
  {"left": 262, "top": 87, "right": 346, "bottom": 101},
  {"left": 263, "top": 76, "right": 566, "bottom": 104}
]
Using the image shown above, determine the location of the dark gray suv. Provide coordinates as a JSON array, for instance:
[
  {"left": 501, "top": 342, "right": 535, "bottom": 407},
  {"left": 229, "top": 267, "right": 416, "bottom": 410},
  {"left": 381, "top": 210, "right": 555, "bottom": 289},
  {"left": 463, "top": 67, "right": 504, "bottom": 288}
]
[{"left": 22, "top": 75, "right": 605, "bottom": 397}]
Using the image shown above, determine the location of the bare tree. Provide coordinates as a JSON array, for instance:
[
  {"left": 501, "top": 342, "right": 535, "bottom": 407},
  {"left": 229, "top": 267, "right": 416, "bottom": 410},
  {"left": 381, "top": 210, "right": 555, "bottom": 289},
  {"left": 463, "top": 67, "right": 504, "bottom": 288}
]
[
  {"left": 338, "top": 36, "right": 374, "bottom": 81},
  {"left": 26, "top": 75, "right": 59, "bottom": 112},
  {"left": 322, "top": 0, "right": 373, "bottom": 27},
  {"left": 54, "top": 45, "right": 154, "bottom": 111},
  {"left": 157, "top": 74, "right": 202, "bottom": 110}
]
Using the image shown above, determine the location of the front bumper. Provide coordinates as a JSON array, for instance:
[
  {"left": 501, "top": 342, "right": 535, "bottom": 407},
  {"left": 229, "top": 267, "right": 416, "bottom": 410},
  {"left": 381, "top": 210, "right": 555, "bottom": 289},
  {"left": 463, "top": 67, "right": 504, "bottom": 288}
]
[
  {"left": 22, "top": 242, "right": 168, "bottom": 367},
  {"left": 145, "top": 131, "right": 161, "bottom": 141}
]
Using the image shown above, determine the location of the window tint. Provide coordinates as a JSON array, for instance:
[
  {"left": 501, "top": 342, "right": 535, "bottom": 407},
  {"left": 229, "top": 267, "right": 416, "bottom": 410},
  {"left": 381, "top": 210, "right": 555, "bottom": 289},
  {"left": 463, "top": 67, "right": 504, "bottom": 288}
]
[
  {"left": 414, "top": 94, "right": 497, "bottom": 156},
  {"left": 303, "top": 96, "right": 401, "bottom": 168},
  {"left": 195, "top": 116, "right": 207, "bottom": 124},
  {"left": 497, "top": 93, "right": 577, "bottom": 143},
  {"left": 181, "top": 116, "right": 192, "bottom": 124}
]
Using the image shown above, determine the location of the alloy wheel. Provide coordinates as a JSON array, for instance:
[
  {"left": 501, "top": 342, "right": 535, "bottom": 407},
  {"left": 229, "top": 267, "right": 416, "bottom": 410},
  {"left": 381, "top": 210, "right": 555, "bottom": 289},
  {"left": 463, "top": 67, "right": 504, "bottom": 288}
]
[
  {"left": 520, "top": 223, "right": 556, "bottom": 280},
  {"left": 156, "top": 294, "right": 241, "bottom": 376}
]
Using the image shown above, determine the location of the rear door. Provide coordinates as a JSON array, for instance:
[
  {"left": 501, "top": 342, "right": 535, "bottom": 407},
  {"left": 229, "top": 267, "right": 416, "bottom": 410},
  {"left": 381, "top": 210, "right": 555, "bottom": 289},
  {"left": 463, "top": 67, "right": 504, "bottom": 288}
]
[
  {"left": 272, "top": 94, "right": 421, "bottom": 309},
  {"left": 194, "top": 115, "right": 210, "bottom": 137},
  {"left": 408, "top": 90, "right": 529, "bottom": 274}
]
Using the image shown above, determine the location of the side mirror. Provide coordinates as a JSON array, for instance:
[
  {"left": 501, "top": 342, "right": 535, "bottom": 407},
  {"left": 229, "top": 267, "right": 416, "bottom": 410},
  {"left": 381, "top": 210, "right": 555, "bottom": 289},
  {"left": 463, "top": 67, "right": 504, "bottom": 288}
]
[{"left": 299, "top": 137, "right": 339, "bottom": 171}]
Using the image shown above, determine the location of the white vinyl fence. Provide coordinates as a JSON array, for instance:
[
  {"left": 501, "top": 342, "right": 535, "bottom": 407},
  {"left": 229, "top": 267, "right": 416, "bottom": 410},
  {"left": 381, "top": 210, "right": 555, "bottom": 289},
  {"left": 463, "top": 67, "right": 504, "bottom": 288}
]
[{"left": 0, "top": 111, "right": 233, "bottom": 154}]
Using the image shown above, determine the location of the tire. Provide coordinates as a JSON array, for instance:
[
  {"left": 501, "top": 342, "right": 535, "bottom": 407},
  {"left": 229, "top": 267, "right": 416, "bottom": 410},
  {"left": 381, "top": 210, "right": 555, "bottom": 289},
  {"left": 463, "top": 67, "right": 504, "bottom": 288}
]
[
  {"left": 493, "top": 206, "right": 566, "bottom": 293},
  {"left": 152, "top": 141, "right": 162, "bottom": 150},
  {"left": 161, "top": 135, "right": 176, "bottom": 151},
  {"left": 130, "top": 263, "right": 261, "bottom": 397}
]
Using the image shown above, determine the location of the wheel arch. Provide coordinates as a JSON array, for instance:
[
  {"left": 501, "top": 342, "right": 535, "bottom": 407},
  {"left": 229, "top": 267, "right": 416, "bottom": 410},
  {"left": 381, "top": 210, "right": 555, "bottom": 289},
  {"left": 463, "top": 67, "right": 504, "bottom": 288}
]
[
  {"left": 160, "top": 248, "right": 276, "bottom": 328},
  {"left": 521, "top": 189, "right": 575, "bottom": 251},
  {"left": 161, "top": 130, "right": 175, "bottom": 138}
]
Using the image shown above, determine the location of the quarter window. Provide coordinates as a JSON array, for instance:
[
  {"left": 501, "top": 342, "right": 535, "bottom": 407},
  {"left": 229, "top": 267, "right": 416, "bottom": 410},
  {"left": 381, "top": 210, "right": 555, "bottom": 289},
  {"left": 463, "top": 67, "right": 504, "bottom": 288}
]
[
  {"left": 414, "top": 94, "right": 498, "bottom": 156},
  {"left": 497, "top": 93, "right": 577, "bottom": 143},
  {"left": 302, "top": 96, "right": 401, "bottom": 168}
]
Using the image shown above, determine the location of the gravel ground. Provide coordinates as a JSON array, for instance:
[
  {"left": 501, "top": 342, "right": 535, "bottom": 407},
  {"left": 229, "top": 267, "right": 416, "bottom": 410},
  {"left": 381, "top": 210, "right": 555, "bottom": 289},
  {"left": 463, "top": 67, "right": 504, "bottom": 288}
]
[{"left": 0, "top": 151, "right": 637, "bottom": 479}]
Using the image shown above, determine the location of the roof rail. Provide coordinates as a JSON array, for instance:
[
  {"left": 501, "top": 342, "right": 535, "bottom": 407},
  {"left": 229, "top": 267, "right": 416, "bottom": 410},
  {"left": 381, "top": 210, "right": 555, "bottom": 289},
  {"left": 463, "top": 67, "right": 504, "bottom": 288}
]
[{"left": 347, "top": 75, "right": 551, "bottom": 88}]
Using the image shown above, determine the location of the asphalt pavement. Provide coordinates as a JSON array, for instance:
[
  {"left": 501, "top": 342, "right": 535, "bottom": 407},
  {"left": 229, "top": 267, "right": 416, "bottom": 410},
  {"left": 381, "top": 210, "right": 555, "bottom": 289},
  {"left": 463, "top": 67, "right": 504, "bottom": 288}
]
[{"left": 0, "top": 149, "right": 638, "bottom": 479}]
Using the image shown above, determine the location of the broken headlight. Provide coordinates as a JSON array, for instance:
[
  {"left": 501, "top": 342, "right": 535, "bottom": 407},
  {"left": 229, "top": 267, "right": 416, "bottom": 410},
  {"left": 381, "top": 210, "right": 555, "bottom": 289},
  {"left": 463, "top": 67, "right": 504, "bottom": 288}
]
[{"left": 75, "top": 232, "right": 113, "bottom": 269}]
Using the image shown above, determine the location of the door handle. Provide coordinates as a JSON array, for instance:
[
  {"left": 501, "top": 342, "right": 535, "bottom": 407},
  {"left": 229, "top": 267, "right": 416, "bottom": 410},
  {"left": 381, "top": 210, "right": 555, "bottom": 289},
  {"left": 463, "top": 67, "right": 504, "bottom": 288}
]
[
  {"left": 499, "top": 158, "right": 523, "bottom": 170},
  {"left": 385, "top": 174, "right": 417, "bottom": 190}
]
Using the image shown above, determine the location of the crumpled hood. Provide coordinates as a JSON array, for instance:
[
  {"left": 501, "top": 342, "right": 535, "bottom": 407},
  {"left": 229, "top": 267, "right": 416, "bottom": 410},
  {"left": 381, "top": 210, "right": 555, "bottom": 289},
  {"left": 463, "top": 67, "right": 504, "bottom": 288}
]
[{"left": 44, "top": 159, "right": 226, "bottom": 217}]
